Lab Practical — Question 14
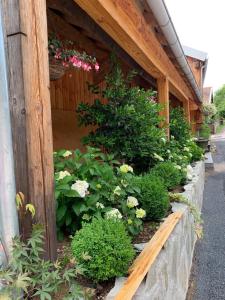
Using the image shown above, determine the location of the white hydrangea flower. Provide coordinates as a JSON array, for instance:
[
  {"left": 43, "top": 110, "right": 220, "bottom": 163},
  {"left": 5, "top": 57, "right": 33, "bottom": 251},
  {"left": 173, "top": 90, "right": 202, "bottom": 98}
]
[
  {"left": 71, "top": 180, "right": 89, "bottom": 198},
  {"left": 161, "top": 137, "right": 166, "bottom": 144},
  {"left": 184, "top": 147, "right": 190, "bottom": 152},
  {"left": 113, "top": 186, "right": 122, "bottom": 195},
  {"left": 120, "top": 164, "right": 133, "bottom": 173},
  {"left": 174, "top": 165, "right": 181, "bottom": 170},
  {"left": 63, "top": 150, "right": 72, "bottom": 157},
  {"left": 96, "top": 202, "right": 104, "bottom": 209},
  {"left": 153, "top": 153, "right": 164, "bottom": 162},
  {"left": 105, "top": 208, "right": 122, "bottom": 220},
  {"left": 127, "top": 196, "right": 139, "bottom": 208},
  {"left": 186, "top": 165, "right": 194, "bottom": 181},
  {"left": 136, "top": 208, "right": 146, "bottom": 219},
  {"left": 57, "top": 170, "right": 71, "bottom": 180}
]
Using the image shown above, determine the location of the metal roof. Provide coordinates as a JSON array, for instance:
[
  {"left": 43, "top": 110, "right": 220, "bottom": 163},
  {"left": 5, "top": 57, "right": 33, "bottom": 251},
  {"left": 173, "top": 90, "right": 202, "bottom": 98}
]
[{"left": 182, "top": 45, "right": 208, "bottom": 62}]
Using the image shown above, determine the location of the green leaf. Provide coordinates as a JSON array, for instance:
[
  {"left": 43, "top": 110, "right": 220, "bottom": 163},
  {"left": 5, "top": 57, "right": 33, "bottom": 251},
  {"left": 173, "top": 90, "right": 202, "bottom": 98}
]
[
  {"left": 72, "top": 202, "right": 88, "bottom": 216},
  {"left": 56, "top": 205, "right": 67, "bottom": 221},
  {"left": 63, "top": 190, "right": 80, "bottom": 198}
]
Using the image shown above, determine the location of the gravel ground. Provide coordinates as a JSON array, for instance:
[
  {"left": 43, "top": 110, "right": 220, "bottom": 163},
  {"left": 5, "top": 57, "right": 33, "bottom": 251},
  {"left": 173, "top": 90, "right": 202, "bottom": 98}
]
[{"left": 187, "top": 134, "right": 225, "bottom": 300}]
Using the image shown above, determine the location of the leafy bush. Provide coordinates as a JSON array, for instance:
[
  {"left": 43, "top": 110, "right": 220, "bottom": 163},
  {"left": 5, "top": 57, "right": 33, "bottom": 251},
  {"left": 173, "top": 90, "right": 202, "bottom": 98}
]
[
  {"left": 132, "top": 174, "right": 169, "bottom": 220},
  {"left": 0, "top": 226, "right": 85, "bottom": 300},
  {"left": 71, "top": 218, "right": 135, "bottom": 282},
  {"left": 186, "top": 140, "right": 204, "bottom": 162},
  {"left": 150, "top": 161, "right": 183, "bottom": 189},
  {"left": 54, "top": 147, "right": 144, "bottom": 239},
  {"left": 77, "top": 60, "right": 166, "bottom": 172},
  {"left": 199, "top": 123, "right": 211, "bottom": 139},
  {"left": 170, "top": 107, "right": 191, "bottom": 145}
]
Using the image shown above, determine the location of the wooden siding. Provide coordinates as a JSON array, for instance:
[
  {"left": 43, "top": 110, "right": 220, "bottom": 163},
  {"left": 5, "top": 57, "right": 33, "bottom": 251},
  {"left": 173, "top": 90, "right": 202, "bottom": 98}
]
[
  {"left": 50, "top": 68, "right": 105, "bottom": 150},
  {"left": 186, "top": 56, "right": 202, "bottom": 89}
]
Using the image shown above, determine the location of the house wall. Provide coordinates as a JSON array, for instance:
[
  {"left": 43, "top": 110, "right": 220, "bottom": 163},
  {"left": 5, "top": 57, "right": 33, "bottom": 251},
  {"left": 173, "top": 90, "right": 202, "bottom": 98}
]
[{"left": 186, "top": 56, "right": 202, "bottom": 89}]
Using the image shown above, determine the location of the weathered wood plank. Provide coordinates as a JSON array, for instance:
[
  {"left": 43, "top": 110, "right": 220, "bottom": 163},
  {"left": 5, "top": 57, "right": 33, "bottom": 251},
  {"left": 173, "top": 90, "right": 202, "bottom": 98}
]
[
  {"left": 115, "top": 211, "right": 184, "bottom": 300},
  {"left": 2, "top": 0, "right": 56, "bottom": 260}
]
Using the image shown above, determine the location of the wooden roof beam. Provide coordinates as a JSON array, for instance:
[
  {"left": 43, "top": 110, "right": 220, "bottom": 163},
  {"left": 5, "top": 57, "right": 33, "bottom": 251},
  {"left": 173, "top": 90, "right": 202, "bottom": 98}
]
[{"left": 74, "top": 0, "right": 196, "bottom": 103}]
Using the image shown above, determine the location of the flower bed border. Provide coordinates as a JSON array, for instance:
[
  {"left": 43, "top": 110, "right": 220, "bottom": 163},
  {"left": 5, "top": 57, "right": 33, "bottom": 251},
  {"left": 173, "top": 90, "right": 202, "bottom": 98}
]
[
  {"left": 114, "top": 211, "right": 183, "bottom": 300},
  {"left": 107, "top": 161, "right": 205, "bottom": 300}
]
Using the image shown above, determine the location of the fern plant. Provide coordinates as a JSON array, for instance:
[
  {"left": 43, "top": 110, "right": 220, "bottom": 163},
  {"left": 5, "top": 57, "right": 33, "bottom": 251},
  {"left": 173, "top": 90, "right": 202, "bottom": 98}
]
[{"left": 0, "top": 225, "right": 89, "bottom": 300}]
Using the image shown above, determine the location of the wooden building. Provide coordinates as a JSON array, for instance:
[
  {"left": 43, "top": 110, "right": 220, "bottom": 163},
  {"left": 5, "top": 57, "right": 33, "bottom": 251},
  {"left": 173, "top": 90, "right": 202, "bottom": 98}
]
[{"left": 0, "top": 0, "right": 207, "bottom": 259}]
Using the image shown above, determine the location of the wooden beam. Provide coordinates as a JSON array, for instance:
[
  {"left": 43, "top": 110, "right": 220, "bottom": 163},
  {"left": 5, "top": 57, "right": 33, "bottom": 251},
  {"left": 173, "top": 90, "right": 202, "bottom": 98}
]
[
  {"left": 157, "top": 77, "right": 169, "bottom": 136},
  {"left": 74, "top": 0, "right": 196, "bottom": 102},
  {"left": 183, "top": 99, "right": 191, "bottom": 124},
  {"left": 2, "top": 0, "right": 56, "bottom": 260},
  {"left": 115, "top": 211, "right": 184, "bottom": 300}
]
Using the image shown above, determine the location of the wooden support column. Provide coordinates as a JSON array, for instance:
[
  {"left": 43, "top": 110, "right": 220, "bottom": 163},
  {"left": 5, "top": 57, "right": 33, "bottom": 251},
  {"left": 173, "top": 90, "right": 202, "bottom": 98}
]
[
  {"left": 157, "top": 77, "right": 169, "bottom": 137},
  {"left": 183, "top": 99, "right": 191, "bottom": 124},
  {"left": 2, "top": 0, "right": 56, "bottom": 260}
]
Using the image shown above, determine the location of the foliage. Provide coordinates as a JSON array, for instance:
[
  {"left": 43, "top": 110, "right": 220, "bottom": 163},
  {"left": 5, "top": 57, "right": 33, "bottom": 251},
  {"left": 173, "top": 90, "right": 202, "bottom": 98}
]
[
  {"left": 54, "top": 147, "right": 144, "bottom": 238},
  {"left": 170, "top": 107, "right": 191, "bottom": 145},
  {"left": 71, "top": 218, "right": 135, "bottom": 282},
  {"left": 0, "top": 226, "right": 87, "bottom": 300},
  {"left": 77, "top": 60, "right": 166, "bottom": 172},
  {"left": 169, "top": 192, "right": 203, "bottom": 238},
  {"left": 48, "top": 35, "right": 99, "bottom": 71},
  {"left": 199, "top": 122, "right": 211, "bottom": 139},
  {"left": 132, "top": 174, "right": 169, "bottom": 220},
  {"left": 150, "top": 161, "right": 183, "bottom": 190},
  {"left": 214, "top": 84, "right": 225, "bottom": 118},
  {"left": 202, "top": 103, "right": 217, "bottom": 123},
  {"left": 186, "top": 140, "right": 204, "bottom": 162}
]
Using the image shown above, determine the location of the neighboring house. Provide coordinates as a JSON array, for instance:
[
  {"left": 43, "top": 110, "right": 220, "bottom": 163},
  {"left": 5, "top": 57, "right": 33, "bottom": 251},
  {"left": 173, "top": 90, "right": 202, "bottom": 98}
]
[
  {"left": 183, "top": 45, "right": 208, "bottom": 131},
  {"left": 203, "top": 87, "right": 214, "bottom": 104},
  {"left": 0, "top": 0, "right": 208, "bottom": 259}
]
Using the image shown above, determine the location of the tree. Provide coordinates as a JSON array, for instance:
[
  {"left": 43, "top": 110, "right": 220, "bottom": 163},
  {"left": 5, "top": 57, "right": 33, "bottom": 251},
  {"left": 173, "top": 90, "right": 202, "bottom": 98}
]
[{"left": 214, "top": 85, "right": 225, "bottom": 118}]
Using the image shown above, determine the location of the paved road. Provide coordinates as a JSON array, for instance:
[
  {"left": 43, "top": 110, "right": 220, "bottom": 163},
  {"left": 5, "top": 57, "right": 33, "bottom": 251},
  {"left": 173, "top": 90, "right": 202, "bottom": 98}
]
[{"left": 187, "top": 133, "right": 225, "bottom": 300}]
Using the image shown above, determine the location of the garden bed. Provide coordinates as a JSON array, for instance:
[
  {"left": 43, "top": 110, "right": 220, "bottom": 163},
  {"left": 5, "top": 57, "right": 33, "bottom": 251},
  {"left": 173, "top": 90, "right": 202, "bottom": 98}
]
[{"left": 106, "top": 160, "right": 205, "bottom": 300}]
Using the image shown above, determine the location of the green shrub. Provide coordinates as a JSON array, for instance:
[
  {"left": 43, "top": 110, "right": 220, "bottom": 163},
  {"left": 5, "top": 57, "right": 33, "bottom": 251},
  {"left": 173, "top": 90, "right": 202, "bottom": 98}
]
[
  {"left": 199, "top": 123, "right": 211, "bottom": 139},
  {"left": 132, "top": 174, "right": 169, "bottom": 220},
  {"left": 71, "top": 218, "right": 135, "bottom": 282},
  {"left": 170, "top": 107, "right": 191, "bottom": 145},
  {"left": 77, "top": 59, "right": 166, "bottom": 172},
  {"left": 54, "top": 147, "right": 143, "bottom": 239},
  {"left": 187, "top": 140, "right": 204, "bottom": 162},
  {"left": 150, "top": 162, "right": 182, "bottom": 189}
]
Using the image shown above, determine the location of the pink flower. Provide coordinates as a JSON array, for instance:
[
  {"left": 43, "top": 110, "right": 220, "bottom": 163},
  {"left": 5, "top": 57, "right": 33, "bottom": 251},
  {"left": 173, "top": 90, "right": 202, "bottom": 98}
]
[
  {"left": 94, "top": 63, "right": 99, "bottom": 71},
  {"left": 54, "top": 51, "right": 62, "bottom": 59}
]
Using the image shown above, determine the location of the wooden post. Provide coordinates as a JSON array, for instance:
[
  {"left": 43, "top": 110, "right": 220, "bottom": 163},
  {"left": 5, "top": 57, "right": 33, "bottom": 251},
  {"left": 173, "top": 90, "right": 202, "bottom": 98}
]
[
  {"left": 183, "top": 99, "right": 191, "bottom": 124},
  {"left": 2, "top": 0, "right": 56, "bottom": 260},
  {"left": 157, "top": 77, "right": 169, "bottom": 137}
]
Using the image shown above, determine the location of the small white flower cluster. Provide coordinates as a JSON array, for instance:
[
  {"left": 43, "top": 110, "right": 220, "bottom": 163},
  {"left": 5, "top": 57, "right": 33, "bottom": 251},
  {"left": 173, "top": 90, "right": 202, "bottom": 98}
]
[
  {"left": 105, "top": 208, "right": 122, "bottom": 220},
  {"left": 113, "top": 186, "right": 122, "bottom": 195},
  {"left": 127, "top": 196, "right": 138, "bottom": 208},
  {"left": 96, "top": 202, "right": 104, "bottom": 209},
  {"left": 186, "top": 165, "right": 194, "bottom": 180},
  {"left": 183, "top": 147, "right": 190, "bottom": 152},
  {"left": 153, "top": 153, "right": 164, "bottom": 162},
  {"left": 136, "top": 208, "right": 146, "bottom": 219},
  {"left": 161, "top": 137, "right": 167, "bottom": 144},
  {"left": 71, "top": 180, "right": 89, "bottom": 198},
  {"left": 57, "top": 170, "right": 71, "bottom": 180},
  {"left": 174, "top": 164, "right": 181, "bottom": 170},
  {"left": 120, "top": 164, "right": 133, "bottom": 173},
  {"left": 63, "top": 150, "right": 72, "bottom": 157}
]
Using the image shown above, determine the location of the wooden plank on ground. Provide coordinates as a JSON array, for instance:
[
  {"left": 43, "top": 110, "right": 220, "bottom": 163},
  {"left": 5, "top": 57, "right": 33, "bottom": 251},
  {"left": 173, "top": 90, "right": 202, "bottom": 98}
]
[{"left": 115, "top": 211, "right": 184, "bottom": 300}]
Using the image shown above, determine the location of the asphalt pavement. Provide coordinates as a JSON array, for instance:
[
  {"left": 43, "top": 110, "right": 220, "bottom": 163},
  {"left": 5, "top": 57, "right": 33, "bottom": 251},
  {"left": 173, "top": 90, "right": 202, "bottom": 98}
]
[{"left": 187, "top": 132, "right": 225, "bottom": 300}]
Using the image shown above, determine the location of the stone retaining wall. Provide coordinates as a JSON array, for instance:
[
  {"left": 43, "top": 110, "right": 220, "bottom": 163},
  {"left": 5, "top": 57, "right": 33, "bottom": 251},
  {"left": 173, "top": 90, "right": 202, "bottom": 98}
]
[{"left": 107, "top": 161, "right": 205, "bottom": 300}]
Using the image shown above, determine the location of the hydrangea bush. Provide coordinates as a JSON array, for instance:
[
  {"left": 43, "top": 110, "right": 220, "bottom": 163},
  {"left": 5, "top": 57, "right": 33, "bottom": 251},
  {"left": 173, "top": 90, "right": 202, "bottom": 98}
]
[{"left": 54, "top": 147, "right": 146, "bottom": 239}]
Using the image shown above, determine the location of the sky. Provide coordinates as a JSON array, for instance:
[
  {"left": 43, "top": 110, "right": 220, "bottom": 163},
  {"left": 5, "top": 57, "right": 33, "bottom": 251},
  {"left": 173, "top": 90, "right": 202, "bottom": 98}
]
[{"left": 164, "top": 0, "right": 225, "bottom": 92}]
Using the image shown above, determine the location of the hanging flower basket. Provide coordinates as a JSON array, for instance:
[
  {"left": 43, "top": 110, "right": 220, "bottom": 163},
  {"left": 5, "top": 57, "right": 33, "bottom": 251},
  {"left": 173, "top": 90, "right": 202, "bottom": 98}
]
[
  {"left": 48, "top": 35, "right": 99, "bottom": 81},
  {"left": 49, "top": 59, "right": 66, "bottom": 81}
]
